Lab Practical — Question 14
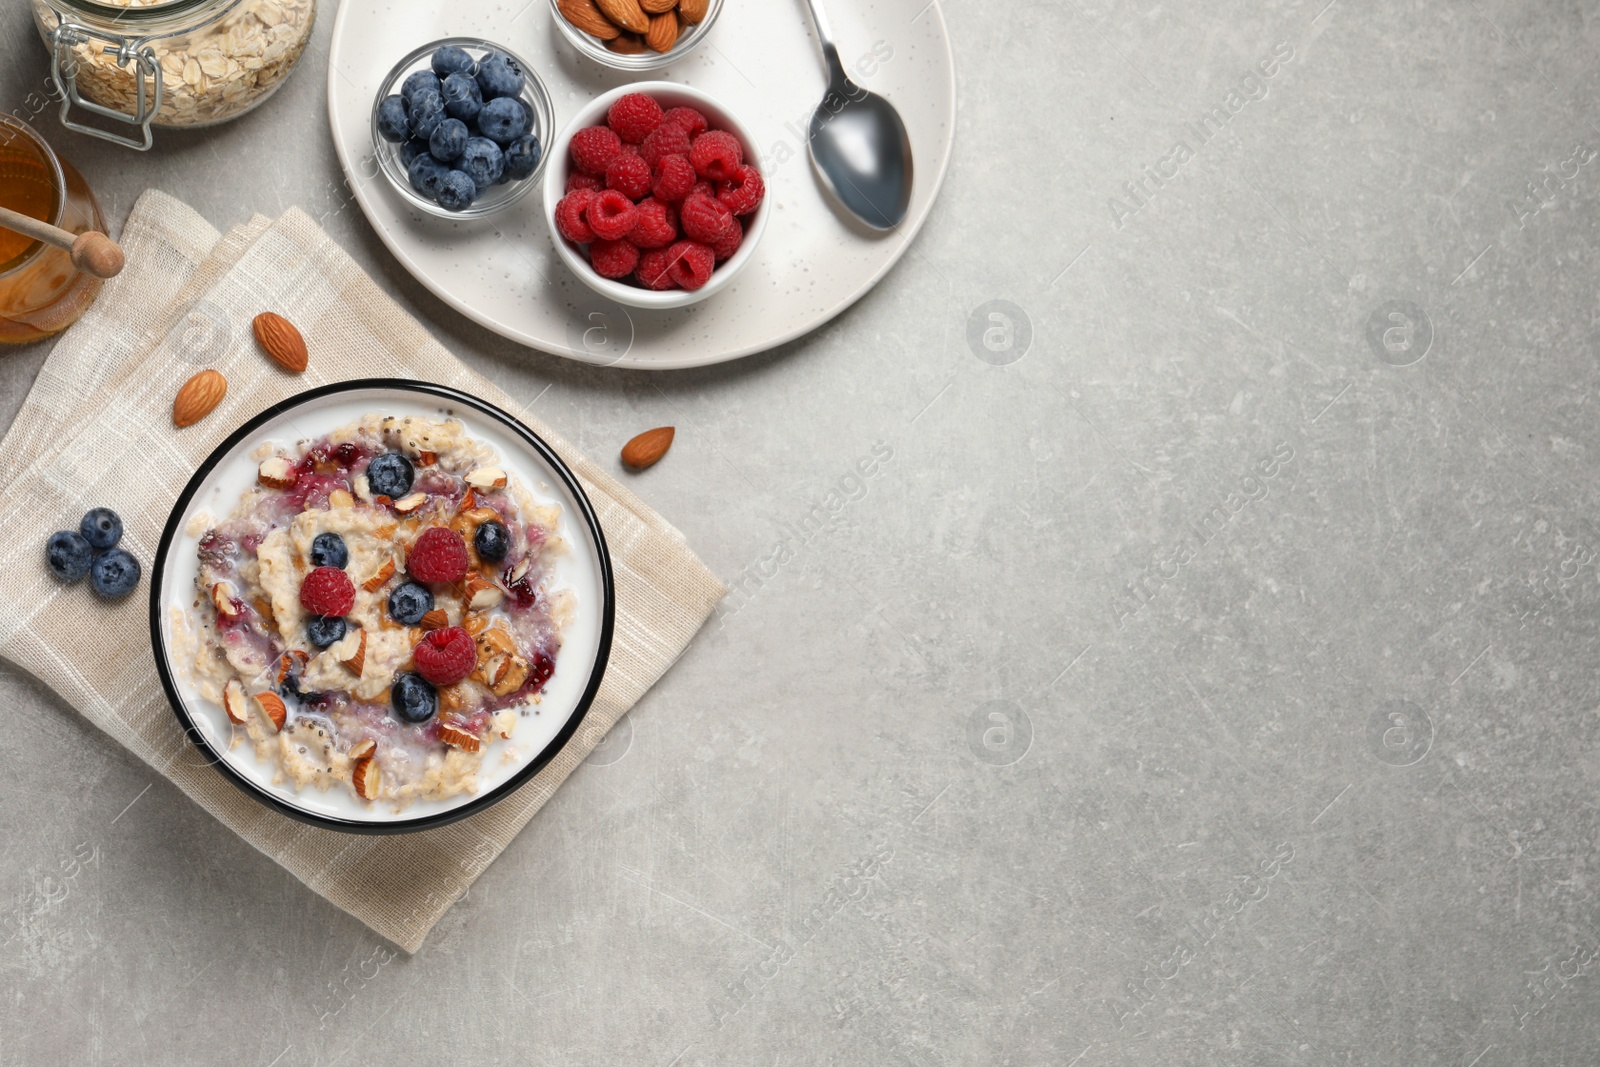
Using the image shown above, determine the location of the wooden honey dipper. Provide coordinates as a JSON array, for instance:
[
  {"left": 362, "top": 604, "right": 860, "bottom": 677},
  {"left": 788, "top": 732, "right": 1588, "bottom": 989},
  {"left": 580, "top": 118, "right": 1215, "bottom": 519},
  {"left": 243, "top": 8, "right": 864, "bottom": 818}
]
[{"left": 0, "top": 203, "right": 123, "bottom": 278}]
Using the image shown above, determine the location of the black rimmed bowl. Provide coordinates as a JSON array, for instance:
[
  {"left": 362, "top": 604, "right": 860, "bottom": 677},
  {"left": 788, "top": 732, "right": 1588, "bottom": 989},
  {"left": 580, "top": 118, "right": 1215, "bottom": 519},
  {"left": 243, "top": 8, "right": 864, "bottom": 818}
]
[{"left": 150, "top": 380, "right": 614, "bottom": 834}]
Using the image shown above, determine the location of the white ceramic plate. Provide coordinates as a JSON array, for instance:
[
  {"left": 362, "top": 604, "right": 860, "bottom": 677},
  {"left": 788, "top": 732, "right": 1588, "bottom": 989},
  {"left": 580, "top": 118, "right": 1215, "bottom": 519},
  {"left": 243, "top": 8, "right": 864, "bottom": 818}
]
[
  {"left": 325, "top": 0, "right": 956, "bottom": 368},
  {"left": 150, "top": 382, "right": 614, "bottom": 833}
]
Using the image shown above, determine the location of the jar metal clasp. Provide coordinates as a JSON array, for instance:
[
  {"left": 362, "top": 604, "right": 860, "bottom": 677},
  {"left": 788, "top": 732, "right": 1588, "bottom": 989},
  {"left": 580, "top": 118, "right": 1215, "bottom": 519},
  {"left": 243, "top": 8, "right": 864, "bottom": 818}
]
[{"left": 49, "top": 20, "right": 161, "bottom": 151}]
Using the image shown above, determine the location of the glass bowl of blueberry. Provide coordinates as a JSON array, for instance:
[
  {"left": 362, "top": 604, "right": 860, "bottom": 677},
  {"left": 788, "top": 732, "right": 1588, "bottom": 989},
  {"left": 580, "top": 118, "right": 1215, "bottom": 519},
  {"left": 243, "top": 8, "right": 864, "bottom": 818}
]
[{"left": 371, "top": 38, "right": 555, "bottom": 218}]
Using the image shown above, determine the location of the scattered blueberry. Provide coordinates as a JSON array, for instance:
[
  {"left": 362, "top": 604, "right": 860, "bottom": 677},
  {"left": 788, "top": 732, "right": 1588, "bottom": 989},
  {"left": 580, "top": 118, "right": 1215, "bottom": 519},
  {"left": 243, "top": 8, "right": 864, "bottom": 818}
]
[
  {"left": 503, "top": 134, "right": 542, "bottom": 181},
  {"left": 429, "top": 116, "right": 469, "bottom": 162},
  {"left": 309, "top": 532, "right": 349, "bottom": 569},
  {"left": 432, "top": 45, "right": 476, "bottom": 78},
  {"left": 89, "top": 548, "right": 140, "bottom": 599},
  {"left": 391, "top": 672, "right": 438, "bottom": 724},
  {"left": 437, "top": 169, "right": 478, "bottom": 211},
  {"left": 407, "top": 154, "right": 451, "bottom": 199},
  {"left": 474, "top": 519, "right": 509, "bottom": 562},
  {"left": 455, "top": 136, "right": 504, "bottom": 190},
  {"left": 475, "top": 52, "right": 524, "bottom": 100},
  {"left": 407, "top": 86, "right": 446, "bottom": 141},
  {"left": 306, "top": 615, "right": 347, "bottom": 649},
  {"left": 366, "top": 451, "right": 415, "bottom": 498},
  {"left": 376, "top": 94, "right": 409, "bottom": 142},
  {"left": 441, "top": 71, "right": 483, "bottom": 123},
  {"left": 476, "top": 96, "right": 529, "bottom": 145},
  {"left": 46, "top": 530, "right": 94, "bottom": 582},
  {"left": 79, "top": 507, "right": 123, "bottom": 550},
  {"left": 387, "top": 580, "right": 434, "bottom": 625},
  {"left": 400, "top": 69, "right": 440, "bottom": 105},
  {"left": 399, "top": 138, "right": 429, "bottom": 167}
]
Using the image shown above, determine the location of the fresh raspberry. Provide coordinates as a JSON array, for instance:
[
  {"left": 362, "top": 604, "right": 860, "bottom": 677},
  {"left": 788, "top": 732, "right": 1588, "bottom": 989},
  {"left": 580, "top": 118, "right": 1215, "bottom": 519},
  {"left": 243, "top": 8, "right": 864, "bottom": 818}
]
[
  {"left": 680, "top": 191, "right": 732, "bottom": 243},
  {"left": 569, "top": 125, "right": 622, "bottom": 176},
  {"left": 664, "top": 106, "right": 708, "bottom": 138},
  {"left": 408, "top": 526, "right": 469, "bottom": 583},
  {"left": 689, "top": 178, "right": 714, "bottom": 201},
  {"left": 639, "top": 122, "right": 690, "bottom": 168},
  {"left": 688, "top": 130, "right": 743, "bottom": 181},
  {"left": 607, "top": 92, "right": 665, "bottom": 144},
  {"left": 586, "top": 189, "right": 638, "bottom": 241},
  {"left": 618, "top": 142, "right": 642, "bottom": 158},
  {"left": 636, "top": 248, "right": 680, "bottom": 290},
  {"left": 589, "top": 237, "right": 640, "bottom": 279},
  {"left": 717, "top": 163, "right": 765, "bottom": 216},
  {"left": 630, "top": 196, "right": 678, "bottom": 249},
  {"left": 651, "top": 154, "right": 696, "bottom": 202},
  {"left": 413, "top": 626, "right": 476, "bottom": 686},
  {"left": 554, "top": 189, "right": 597, "bottom": 243},
  {"left": 665, "top": 239, "right": 715, "bottom": 290},
  {"left": 299, "top": 566, "right": 355, "bottom": 617},
  {"left": 605, "top": 152, "right": 653, "bottom": 199},
  {"left": 565, "top": 171, "right": 602, "bottom": 193},
  {"left": 709, "top": 216, "right": 743, "bottom": 261}
]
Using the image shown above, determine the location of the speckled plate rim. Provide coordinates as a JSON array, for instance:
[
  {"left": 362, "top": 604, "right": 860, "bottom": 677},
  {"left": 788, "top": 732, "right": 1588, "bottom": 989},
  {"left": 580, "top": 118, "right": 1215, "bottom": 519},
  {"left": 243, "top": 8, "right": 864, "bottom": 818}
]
[{"left": 148, "top": 379, "right": 616, "bottom": 836}]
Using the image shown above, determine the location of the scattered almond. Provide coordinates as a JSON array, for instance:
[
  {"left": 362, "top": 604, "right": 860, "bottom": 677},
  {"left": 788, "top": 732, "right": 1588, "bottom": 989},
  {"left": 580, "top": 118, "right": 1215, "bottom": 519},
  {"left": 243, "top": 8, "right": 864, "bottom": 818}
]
[
  {"left": 508, "top": 558, "right": 530, "bottom": 583},
  {"left": 173, "top": 369, "right": 226, "bottom": 427},
  {"left": 645, "top": 10, "right": 679, "bottom": 52},
  {"left": 328, "top": 488, "right": 355, "bottom": 509},
  {"left": 464, "top": 467, "right": 508, "bottom": 490},
  {"left": 559, "top": 0, "right": 622, "bottom": 37},
  {"left": 258, "top": 455, "right": 297, "bottom": 490},
  {"left": 275, "top": 649, "right": 308, "bottom": 688},
  {"left": 621, "top": 426, "right": 674, "bottom": 469},
  {"left": 606, "top": 31, "right": 646, "bottom": 53},
  {"left": 254, "top": 691, "right": 287, "bottom": 732},
  {"left": 362, "top": 558, "right": 396, "bottom": 592},
  {"left": 210, "top": 582, "right": 238, "bottom": 619},
  {"left": 438, "top": 721, "right": 482, "bottom": 753},
  {"left": 459, "top": 487, "right": 477, "bottom": 511},
  {"left": 595, "top": 0, "right": 649, "bottom": 32},
  {"left": 640, "top": 0, "right": 675, "bottom": 12},
  {"left": 419, "top": 608, "right": 449, "bottom": 630},
  {"left": 348, "top": 739, "right": 376, "bottom": 761},
  {"left": 465, "top": 573, "right": 504, "bottom": 611},
  {"left": 252, "top": 312, "right": 309, "bottom": 373},
  {"left": 678, "top": 0, "right": 706, "bottom": 22},
  {"left": 392, "top": 491, "right": 427, "bottom": 513},
  {"left": 222, "top": 679, "right": 249, "bottom": 725},
  {"left": 490, "top": 654, "right": 531, "bottom": 697},
  {"left": 351, "top": 754, "right": 381, "bottom": 800},
  {"left": 340, "top": 628, "right": 367, "bottom": 676}
]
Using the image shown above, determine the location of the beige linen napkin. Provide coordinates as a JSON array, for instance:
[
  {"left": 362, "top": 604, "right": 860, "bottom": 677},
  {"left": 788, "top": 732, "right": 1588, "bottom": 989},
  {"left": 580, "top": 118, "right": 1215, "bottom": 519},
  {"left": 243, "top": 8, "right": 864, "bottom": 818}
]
[{"left": 0, "top": 190, "right": 724, "bottom": 951}]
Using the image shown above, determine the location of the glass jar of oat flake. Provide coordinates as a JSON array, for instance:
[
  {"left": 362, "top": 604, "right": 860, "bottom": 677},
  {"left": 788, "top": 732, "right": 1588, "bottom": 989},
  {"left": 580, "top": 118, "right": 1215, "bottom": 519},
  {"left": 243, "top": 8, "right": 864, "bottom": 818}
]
[{"left": 32, "top": 0, "right": 315, "bottom": 150}]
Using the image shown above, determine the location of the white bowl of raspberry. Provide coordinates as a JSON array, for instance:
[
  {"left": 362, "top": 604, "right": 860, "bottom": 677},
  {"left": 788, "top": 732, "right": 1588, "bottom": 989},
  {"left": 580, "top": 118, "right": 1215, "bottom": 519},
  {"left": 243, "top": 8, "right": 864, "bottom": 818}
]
[{"left": 543, "top": 83, "right": 770, "bottom": 309}]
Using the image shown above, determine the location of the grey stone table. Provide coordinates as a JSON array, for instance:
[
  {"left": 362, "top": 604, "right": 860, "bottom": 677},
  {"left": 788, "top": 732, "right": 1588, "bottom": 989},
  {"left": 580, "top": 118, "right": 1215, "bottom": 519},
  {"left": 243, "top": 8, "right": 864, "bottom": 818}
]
[{"left": 4, "top": 1, "right": 1599, "bottom": 1064}]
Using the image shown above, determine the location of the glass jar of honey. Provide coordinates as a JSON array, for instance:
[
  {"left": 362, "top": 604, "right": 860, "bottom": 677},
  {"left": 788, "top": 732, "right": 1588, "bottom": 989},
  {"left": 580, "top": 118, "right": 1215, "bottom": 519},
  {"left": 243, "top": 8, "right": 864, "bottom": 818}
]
[{"left": 0, "top": 116, "right": 105, "bottom": 344}]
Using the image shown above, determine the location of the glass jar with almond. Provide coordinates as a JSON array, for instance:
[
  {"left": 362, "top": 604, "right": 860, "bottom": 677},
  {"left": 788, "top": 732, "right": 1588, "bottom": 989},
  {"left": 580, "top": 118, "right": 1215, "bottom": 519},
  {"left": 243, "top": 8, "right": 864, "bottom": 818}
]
[{"left": 32, "top": 0, "right": 316, "bottom": 150}]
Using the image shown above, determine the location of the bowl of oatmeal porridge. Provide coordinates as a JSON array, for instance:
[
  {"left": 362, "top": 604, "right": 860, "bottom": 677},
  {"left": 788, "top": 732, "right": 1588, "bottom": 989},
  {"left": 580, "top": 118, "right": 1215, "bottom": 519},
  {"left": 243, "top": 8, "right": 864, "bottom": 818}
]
[{"left": 150, "top": 380, "right": 614, "bottom": 833}]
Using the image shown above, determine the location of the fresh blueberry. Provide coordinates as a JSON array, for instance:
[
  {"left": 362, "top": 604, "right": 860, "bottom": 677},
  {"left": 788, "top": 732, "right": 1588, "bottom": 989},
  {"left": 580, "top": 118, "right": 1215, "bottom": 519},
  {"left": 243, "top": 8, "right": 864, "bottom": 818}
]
[
  {"left": 309, "top": 532, "right": 349, "bottom": 569},
  {"left": 400, "top": 69, "right": 440, "bottom": 105},
  {"left": 455, "top": 137, "right": 504, "bottom": 190},
  {"left": 476, "top": 96, "right": 529, "bottom": 145},
  {"left": 46, "top": 530, "right": 94, "bottom": 582},
  {"left": 431, "top": 45, "right": 476, "bottom": 78},
  {"left": 391, "top": 672, "right": 438, "bottom": 724},
  {"left": 407, "top": 86, "right": 446, "bottom": 141},
  {"left": 475, "top": 52, "right": 524, "bottom": 100},
  {"left": 428, "top": 117, "right": 469, "bottom": 163},
  {"left": 306, "top": 615, "right": 347, "bottom": 649},
  {"left": 89, "top": 548, "right": 140, "bottom": 599},
  {"left": 437, "top": 169, "right": 478, "bottom": 211},
  {"left": 376, "top": 94, "right": 409, "bottom": 142},
  {"left": 503, "top": 134, "right": 542, "bottom": 181},
  {"left": 474, "top": 519, "right": 509, "bottom": 562},
  {"left": 399, "top": 138, "right": 429, "bottom": 167},
  {"left": 366, "top": 452, "right": 415, "bottom": 498},
  {"left": 79, "top": 507, "right": 123, "bottom": 550},
  {"left": 441, "top": 71, "right": 483, "bottom": 122},
  {"left": 407, "top": 154, "right": 451, "bottom": 199},
  {"left": 387, "top": 580, "right": 434, "bottom": 625}
]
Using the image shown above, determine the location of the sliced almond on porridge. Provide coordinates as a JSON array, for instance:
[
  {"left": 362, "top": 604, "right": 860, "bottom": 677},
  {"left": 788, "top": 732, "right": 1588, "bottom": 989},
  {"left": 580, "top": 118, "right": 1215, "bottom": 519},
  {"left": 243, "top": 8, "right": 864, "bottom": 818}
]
[
  {"left": 465, "top": 467, "right": 507, "bottom": 490},
  {"left": 508, "top": 558, "right": 530, "bottom": 583},
  {"left": 348, "top": 739, "right": 376, "bottom": 761},
  {"left": 362, "top": 557, "right": 396, "bottom": 592},
  {"left": 438, "top": 720, "right": 482, "bottom": 752},
  {"left": 464, "top": 573, "right": 504, "bottom": 611},
  {"left": 459, "top": 487, "right": 477, "bottom": 510},
  {"left": 210, "top": 582, "right": 239, "bottom": 619},
  {"left": 340, "top": 628, "right": 367, "bottom": 676},
  {"left": 258, "top": 455, "right": 297, "bottom": 490},
  {"left": 328, "top": 488, "right": 355, "bottom": 509},
  {"left": 352, "top": 754, "right": 381, "bottom": 800},
  {"left": 392, "top": 491, "right": 427, "bottom": 513},
  {"left": 416, "top": 450, "right": 438, "bottom": 466},
  {"left": 254, "top": 691, "right": 287, "bottom": 732},
  {"left": 490, "top": 655, "right": 530, "bottom": 697},
  {"left": 275, "top": 649, "right": 308, "bottom": 689},
  {"left": 419, "top": 608, "right": 449, "bottom": 630},
  {"left": 222, "top": 679, "right": 249, "bottom": 725}
]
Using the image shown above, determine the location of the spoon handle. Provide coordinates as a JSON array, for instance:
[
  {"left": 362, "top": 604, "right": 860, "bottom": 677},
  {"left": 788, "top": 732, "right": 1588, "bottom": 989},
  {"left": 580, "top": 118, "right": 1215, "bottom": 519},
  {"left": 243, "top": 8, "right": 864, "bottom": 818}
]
[
  {"left": 0, "top": 204, "right": 124, "bottom": 278},
  {"left": 796, "top": 0, "right": 847, "bottom": 81}
]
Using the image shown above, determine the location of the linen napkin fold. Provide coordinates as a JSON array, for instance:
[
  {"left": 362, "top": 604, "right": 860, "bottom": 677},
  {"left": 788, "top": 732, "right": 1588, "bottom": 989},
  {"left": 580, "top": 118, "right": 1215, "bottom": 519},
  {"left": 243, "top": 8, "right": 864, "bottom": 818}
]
[{"left": 0, "top": 190, "right": 724, "bottom": 952}]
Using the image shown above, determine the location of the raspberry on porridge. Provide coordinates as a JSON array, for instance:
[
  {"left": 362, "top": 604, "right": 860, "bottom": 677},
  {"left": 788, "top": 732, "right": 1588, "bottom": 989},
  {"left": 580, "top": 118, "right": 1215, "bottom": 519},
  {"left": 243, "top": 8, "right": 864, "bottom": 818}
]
[{"left": 179, "top": 413, "right": 573, "bottom": 809}]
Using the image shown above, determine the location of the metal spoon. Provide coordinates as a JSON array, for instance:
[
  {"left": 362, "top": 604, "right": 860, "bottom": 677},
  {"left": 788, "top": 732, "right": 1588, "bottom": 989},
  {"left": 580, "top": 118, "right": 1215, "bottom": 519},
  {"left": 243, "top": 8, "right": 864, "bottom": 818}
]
[{"left": 796, "top": 0, "right": 913, "bottom": 230}]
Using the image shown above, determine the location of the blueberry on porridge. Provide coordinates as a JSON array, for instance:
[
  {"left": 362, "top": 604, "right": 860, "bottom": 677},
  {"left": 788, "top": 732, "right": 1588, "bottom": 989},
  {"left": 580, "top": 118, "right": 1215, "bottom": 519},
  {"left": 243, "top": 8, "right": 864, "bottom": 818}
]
[{"left": 178, "top": 414, "right": 573, "bottom": 808}]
